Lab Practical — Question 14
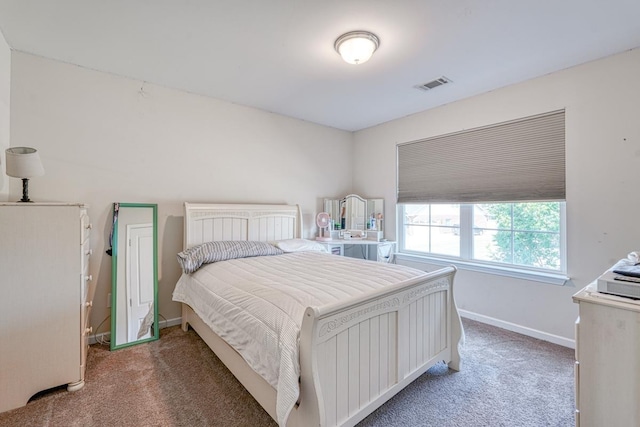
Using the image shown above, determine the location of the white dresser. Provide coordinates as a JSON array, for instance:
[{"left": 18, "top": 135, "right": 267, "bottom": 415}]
[
  {"left": 572, "top": 284, "right": 640, "bottom": 427},
  {"left": 0, "top": 203, "right": 93, "bottom": 413}
]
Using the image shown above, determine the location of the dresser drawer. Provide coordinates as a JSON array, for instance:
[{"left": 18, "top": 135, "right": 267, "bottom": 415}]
[
  {"left": 80, "top": 211, "right": 92, "bottom": 244},
  {"left": 81, "top": 241, "right": 92, "bottom": 273},
  {"left": 82, "top": 298, "right": 93, "bottom": 330},
  {"left": 80, "top": 322, "right": 91, "bottom": 380},
  {"left": 80, "top": 283, "right": 92, "bottom": 381},
  {"left": 574, "top": 317, "right": 580, "bottom": 361},
  {"left": 81, "top": 239, "right": 91, "bottom": 290},
  {"left": 574, "top": 361, "right": 580, "bottom": 409}
]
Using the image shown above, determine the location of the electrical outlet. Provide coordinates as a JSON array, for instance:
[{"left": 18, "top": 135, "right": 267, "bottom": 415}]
[{"left": 107, "top": 293, "right": 111, "bottom": 308}]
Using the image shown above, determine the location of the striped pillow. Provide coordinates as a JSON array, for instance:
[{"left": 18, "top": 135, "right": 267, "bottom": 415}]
[{"left": 177, "top": 241, "right": 284, "bottom": 274}]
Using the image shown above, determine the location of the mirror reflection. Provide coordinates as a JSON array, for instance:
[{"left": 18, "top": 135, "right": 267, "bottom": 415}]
[
  {"left": 111, "top": 203, "right": 158, "bottom": 350},
  {"left": 324, "top": 194, "right": 384, "bottom": 236}
]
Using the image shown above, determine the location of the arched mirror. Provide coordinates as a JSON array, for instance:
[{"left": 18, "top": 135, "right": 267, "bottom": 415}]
[
  {"left": 110, "top": 203, "right": 158, "bottom": 350},
  {"left": 324, "top": 194, "right": 384, "bottom": 237}
]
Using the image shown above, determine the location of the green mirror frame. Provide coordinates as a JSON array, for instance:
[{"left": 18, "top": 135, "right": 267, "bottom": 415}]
[{"left": 110, "top": 203, "right": 159, "bottom": 350}]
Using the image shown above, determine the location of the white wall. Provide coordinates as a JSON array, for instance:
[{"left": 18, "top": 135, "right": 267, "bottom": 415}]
[
  {"left": 9, "top": 47, "right": 640, "bottom": 344},
  {"left": 353, "top": 48, "right": 640, "bottom": 343},
  {"left": 0, "top": 30, "right": 9, "bottom": 200},
  {"left": 9, "top": 51, "right": 353, "bottom": 332}
]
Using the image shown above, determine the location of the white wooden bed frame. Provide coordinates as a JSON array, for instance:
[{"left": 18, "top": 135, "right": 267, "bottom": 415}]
[{"left": 179, "top": 202, "right": 463, "bottom": 427}]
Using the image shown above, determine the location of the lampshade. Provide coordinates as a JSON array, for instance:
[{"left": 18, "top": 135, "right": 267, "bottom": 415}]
[
  {"left": 5, "top": 147, "right": 45, "bottom": 178},
  {"left": 334, "top": 31, "right": 380, "bottom": 65}
]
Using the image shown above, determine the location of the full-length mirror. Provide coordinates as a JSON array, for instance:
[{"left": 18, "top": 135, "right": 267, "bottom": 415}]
[
  {"left": 110, "top": 203, "right": 158, "bottom": 350},
  {"left": 324, "top": 194, "right": 384, "bottom": 235}
]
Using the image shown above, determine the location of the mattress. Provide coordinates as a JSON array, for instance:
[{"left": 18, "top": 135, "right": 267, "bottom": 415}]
[{"left": 172, "top": 251, "right": 427, "bottom": 425}]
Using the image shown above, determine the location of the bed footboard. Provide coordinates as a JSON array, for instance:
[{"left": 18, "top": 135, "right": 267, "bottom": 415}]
[{"left": 292, "top": 266, "right": 461, "bottom": 427}]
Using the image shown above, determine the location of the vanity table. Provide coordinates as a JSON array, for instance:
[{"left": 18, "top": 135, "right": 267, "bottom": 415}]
[
  {"left": 320, "top": 194, "right": 394, "bottom": 262},
  {"left": 319, "top": 239, "right": 396, "bottom": 263}
]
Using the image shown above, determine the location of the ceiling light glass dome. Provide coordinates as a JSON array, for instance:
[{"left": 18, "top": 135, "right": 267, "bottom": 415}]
[{"left": 334, "top": 31, "right": 380, "bottom": 65}]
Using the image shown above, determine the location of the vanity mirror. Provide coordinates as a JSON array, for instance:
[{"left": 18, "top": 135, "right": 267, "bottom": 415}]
[
  {"left": 110, "top": 203, "right": 158, "bottom": 350},
  {"left": 323, "top": 194, "right": 384, "bottom": 236}
]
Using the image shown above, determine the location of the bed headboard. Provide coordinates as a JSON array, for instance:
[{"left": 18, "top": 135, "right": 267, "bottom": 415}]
[{"left": 183, "top": 203, "right": 303, "bottom": 249}]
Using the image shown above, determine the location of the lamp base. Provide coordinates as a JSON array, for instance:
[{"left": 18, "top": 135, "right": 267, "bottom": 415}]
[{"left": 18, "top": 178, "right": 32, "bottom": 203}]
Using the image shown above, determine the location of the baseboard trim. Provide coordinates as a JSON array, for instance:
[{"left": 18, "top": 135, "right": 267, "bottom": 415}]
[
  {"left": 88, "top": 317, "right": 183, "bottom": 346},
  {"left": 159, "top": 317, "right": 183, "bottom": 329},
  {"left": 459, "top": 309, "right": 575, "bottom": 349},
  {"left": 92, "top": 314, "right": 576, "bottom": 349}
]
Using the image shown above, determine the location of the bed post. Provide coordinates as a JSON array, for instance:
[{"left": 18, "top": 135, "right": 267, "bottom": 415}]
[
  {"left": 181, "top": 303, "right": 190, "bottom": 332},
  {"left": 295, "top": 204, "right": 303, "bottom": 239},
  {"left": 293, "top": 307, "right": 323, "bottom": 427},
  {"left": 448, "top": 266, "right": 463, "bottom": 371}
]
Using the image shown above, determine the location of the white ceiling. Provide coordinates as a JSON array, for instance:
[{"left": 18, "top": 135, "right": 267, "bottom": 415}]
[{"left": 1, "top": 1, "right": 640, "bottom": 131}]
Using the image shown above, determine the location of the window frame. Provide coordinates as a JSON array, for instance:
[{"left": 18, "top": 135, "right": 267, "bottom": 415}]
[{"left": 397, "top": 202, "right": 568, "bottom": 285}]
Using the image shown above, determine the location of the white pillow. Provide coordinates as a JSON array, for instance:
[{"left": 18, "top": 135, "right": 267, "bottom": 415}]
[{"left": 274, "top": 239, "right": 328, "bottom": 253}]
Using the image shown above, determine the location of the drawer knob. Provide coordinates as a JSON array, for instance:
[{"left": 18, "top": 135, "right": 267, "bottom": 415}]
[
  {"left": 86, "top": 249, "right": 93, "bottom": 256},
  {"left": 85, "top": 300, "right": 93, "bottom": 307},
  {"left": 85, "top": 327, "right": 93, "bottom": 335},
  {"left": 85, "top": 275, "right": 92, "bottom": 282},
  {"left": 86, "top": 223, "right": 93, "bottom": 230}
]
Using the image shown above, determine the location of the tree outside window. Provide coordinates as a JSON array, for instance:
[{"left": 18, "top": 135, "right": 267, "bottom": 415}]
[{"left": 476, "top": 203, "right": 561, "bottom": 270}]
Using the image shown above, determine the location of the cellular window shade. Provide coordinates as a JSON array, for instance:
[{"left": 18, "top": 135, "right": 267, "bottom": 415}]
[{"left": 397, "top": 110, "right": 565, "bottom": 204}]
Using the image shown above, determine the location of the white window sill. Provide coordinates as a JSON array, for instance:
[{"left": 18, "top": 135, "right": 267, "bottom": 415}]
[{"left": 395, "top": 253, "right": 570, "bottom": 286}]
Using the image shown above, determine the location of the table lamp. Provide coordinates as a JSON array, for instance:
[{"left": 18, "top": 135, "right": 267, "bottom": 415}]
[{"left": 5, "top": 147, "right": 45, "bottom": 202}]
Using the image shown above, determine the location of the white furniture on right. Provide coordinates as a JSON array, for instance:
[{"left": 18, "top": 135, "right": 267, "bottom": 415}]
[
  {"left": 573, "top": 284, "right": 640, "bottom": 427},
  {"left": 0, "top": 203, "right": 93, "bottom": 413}
]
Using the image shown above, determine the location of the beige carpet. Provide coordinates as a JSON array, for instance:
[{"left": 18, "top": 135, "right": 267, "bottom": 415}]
[{"left": 0, "top": 318, "right": 575, "bottom": 427}]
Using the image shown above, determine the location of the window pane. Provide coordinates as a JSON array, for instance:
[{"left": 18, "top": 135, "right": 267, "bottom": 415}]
[
  {"left": 512, "top": 202, "right": 560, "bottom": 232},
  {"left": 404, "top": 205, "right": 430, "bottom": 225},
  {"left": 404, "top": 225, "right": 430, "bottom": 252},
  {"left": 473, "top": 205, "right": 495, "bottom": 230},
  {"left": 513, "top": 231, "right": 560, "bottom": 269},
  {"left": 431, "top": 226, "right": 460, "bottom": 256},
  {"left": 473, "top": 229, "right": 504, "bottom": 262},
  {"left": 428, "top": 204, "right": 460, "bottom": 256},
  {"left": 473, "top": 203, "right": 561, "bottom": 270},
  {"left": 431, "top": 204, "right": 460, "bottom": 230},
  {"left": 476, "top": 203, "right": 512, "bottom": 230},
  {"left": 476, "top": 229, "right": 513, "bottom": 263}
]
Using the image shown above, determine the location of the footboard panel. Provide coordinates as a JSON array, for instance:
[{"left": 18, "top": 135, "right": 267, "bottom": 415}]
[
  {"left": 297, "top": 266, "right": 460, "bottom": 427},
  {"left": 402, "top": 290, "right": 448, "bottom": 375},
  {"left": 316, "top": 312, "right": 399, "bottom": 426}
]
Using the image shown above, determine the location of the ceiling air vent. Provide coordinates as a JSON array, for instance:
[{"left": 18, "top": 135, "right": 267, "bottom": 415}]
[{"left": 415, "top": 76, "right": 452, "bottom": 91}]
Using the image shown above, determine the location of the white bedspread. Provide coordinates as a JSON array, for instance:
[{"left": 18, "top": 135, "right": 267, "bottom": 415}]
[{"left": 172, "top": 251, "right": 427, "bottom": 426}]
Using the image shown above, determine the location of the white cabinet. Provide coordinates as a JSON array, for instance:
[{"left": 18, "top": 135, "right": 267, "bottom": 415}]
[
  {"left": 573, "top": 285, "right": 640, "bottom": 427},
  {"left": 318, "top": 240, "right": 396, "bottom": 263},
  {"left": 0, "top": 203, "right": 92, "bottom": 413}
]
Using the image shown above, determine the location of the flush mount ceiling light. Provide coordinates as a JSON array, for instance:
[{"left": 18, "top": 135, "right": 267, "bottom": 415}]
[{"left": 334, "top": 31, "right": 380, "bottom": 65}]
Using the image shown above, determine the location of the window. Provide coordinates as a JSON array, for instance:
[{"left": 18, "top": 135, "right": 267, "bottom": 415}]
[
  {"left": 400, "top": 202, "right": 565, "bottom": 273},
  {"left": 396, "top": 110, "right": 566, "bottom": 279}
]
